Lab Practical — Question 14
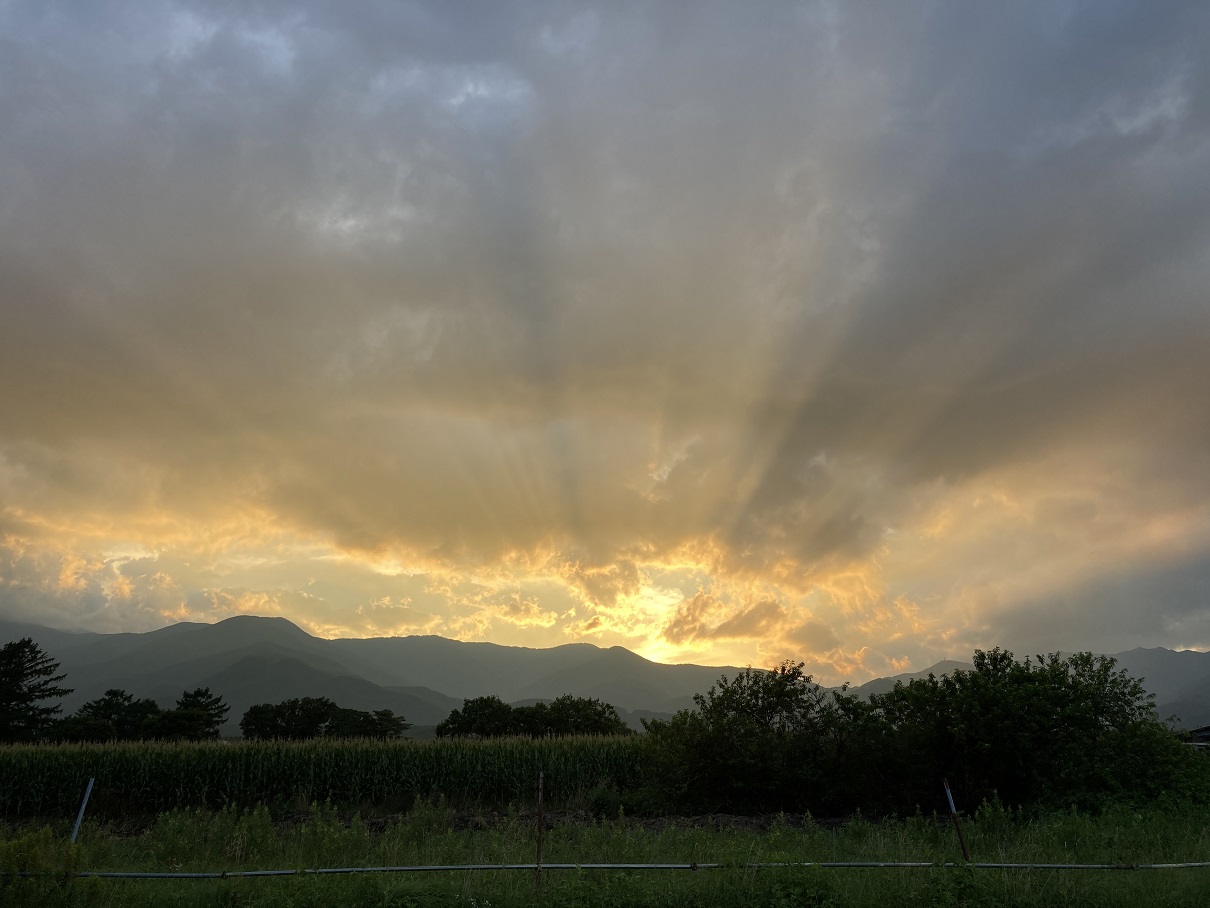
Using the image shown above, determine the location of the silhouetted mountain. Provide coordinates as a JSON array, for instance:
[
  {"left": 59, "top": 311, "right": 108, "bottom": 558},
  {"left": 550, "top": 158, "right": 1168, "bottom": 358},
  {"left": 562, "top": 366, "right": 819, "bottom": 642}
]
[
  {"left": 325, "top": 634, "right": 747, "bottom": 706},
  {"left": 0, "top": 616, "right": 743, "bottom": 733},
  {"left": 1102, "top": 648, "right": 1210, "bottom": 707},
  {"left": 850, "top": 660, "right": 974, "bottom": 698},
  {"left": 0, "top": 617, "right": 457, "bottom": 733},
  {"left": 76, "top": 641, "right": 334, "bottom": 706},
  {"left": 7, "top": 617, "right": 1210, "bottom": 732},
  {"left": 193, "top": 654, "right": 461, "bottom": 730},
  {"left": 326, "top": 635, "right": 607, "bottom": 701},
  {"left": 512, "top": 646, "right": 733, "bottom": 706}
]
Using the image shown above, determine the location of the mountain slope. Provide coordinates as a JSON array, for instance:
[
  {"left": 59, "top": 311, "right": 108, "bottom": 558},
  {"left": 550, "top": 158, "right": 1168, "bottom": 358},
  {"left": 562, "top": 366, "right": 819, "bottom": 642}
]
[
  {"left": 194, "top": 655, "right": 462, "bottom": 731},
  {"left": 7, "top": 617, "right": 1210, "bottom": 730},
  {"left": 1100, "top": 648, "right": 1210, "bottom": 706},
  {"left": 0, "top": 617, "right": 744, "bottom": 725},
  {"left": 850, "top": 660, "right": 974, "bottom": 698},
  {"left": 326, "top": 634, "right": 746, "bottom": 706},
  {"left": 327, "top": 635, "right": 606, "bottom": 700}
]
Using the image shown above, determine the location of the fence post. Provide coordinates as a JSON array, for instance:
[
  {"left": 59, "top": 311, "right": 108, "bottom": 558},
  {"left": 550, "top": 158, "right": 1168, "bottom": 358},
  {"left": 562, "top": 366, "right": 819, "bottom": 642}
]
[
  {"left": 535, "top": 770, "right": 545, "bottom": 899},
  {"left": 71, "top": 778, "right": 95, "bottom": 844},
  {"left": 943, "top": 778, "right": 971, "bottom": 862}
]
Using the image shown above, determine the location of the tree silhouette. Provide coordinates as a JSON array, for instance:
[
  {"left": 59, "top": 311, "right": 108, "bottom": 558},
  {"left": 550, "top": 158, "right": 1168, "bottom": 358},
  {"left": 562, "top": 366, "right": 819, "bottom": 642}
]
[
  {"left": 240, "top": 698, "right": 409, "bottom": 740},
  {"left": 62, "top": 688, "right": 162, "bottom": 741},
  {"left": 0, "top": 638, "right": 72, "bottom": 743},
  {"left": 174, "top": 688, "right": 230, "bottom": 739}
]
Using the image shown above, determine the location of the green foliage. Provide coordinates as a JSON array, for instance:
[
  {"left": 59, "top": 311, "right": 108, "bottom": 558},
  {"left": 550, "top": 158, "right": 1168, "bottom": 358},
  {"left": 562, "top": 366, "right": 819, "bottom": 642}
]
[
  {"left": 436, "top": 695, "right": 515, "bottom": 738},
  {"left": 0, "top": 639, "right": 72, "bottom": 743},
  {"left": 53, "top": 688, "right": 162, "bottom": 742},
  {"left": 3, "top": 646, "right": 1203, "bottom": 823},
  {"left": 50, "top": 687, "right": 231, "bottom": 743},
  {"left": 326, "top": 707, "right": 411, "bottom": 739},
  {"left": 173, "top": 688, "right": 231, "bottom": 739},
  {"left": 437, "top": 694, "right": 631, "bottom": 739},
  {"left": 240, "top": 698, "right": 410, "bottom": 740},
  {"left": 642, "top": 662, "right": 859, "bottom": 813},
  {"left": 868, "top": 649, "right": 1205, "bottom": 811},
  {"left": 544, "top": 694, "right": 631, "bottom": 736},
  {"left": 242, "top": 697, "right": 338, "bottom": 740},
  {"left": 642, "top": 650, "right": 1209, "bottom": 816}
]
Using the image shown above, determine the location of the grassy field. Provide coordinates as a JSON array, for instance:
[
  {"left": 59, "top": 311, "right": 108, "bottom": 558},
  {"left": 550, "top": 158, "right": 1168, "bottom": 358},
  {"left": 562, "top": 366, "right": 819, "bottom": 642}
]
[{"left": 4, "top": 800, "right": 1210, "bottom": 906}]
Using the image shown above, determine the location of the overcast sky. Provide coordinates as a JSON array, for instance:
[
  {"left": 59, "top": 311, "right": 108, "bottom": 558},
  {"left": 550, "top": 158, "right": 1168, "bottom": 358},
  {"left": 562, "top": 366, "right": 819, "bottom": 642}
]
[{"left": 2, "top": 1, "right": 1209, "bottom": 683}]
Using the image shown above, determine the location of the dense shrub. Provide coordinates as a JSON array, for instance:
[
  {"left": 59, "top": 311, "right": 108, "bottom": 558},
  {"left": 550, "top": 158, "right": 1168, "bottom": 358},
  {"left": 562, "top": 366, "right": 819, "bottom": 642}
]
[
  {"left": 437, "top": 694, "right": 631, "bottom": 738},
  {"left": 868, "top": 649, "right": 1207, "bottom": 812},
  {"left": 641, "top": 662, "right": 851, "bottom": 813},
  {"left": 642, "top": 650, "right": 1210, "bottom": 816}
]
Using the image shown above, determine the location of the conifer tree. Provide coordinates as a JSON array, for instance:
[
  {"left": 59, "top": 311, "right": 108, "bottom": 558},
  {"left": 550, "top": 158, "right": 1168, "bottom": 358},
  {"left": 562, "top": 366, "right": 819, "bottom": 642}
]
[{"left": 0, "top": 638, "right": 72, "bottom": 743}]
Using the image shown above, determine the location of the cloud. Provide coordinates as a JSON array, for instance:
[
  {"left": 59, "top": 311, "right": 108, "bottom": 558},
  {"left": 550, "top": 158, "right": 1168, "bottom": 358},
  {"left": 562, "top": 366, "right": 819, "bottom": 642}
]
[
  {"left": 662, "top": 593, "right": 788, "bottom": 646},
  {"left": 661, "top": 593, "right": 712, "bottom": 646},
  {"left": 2, "top": 2, "right": 1210, "bottom": 682},
  {"left": 786, "top": 620, "right": 841, "bottom": 656}
]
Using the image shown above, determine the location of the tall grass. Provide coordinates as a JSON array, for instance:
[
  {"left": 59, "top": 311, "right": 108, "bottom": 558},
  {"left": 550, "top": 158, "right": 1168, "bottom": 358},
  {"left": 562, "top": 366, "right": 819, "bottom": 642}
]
[
  {"left": 4, "top": 802, "right": 1210, "bottom": 907},
  {"left": 0, "top": 736, "right": 646, "bottom": 819}
]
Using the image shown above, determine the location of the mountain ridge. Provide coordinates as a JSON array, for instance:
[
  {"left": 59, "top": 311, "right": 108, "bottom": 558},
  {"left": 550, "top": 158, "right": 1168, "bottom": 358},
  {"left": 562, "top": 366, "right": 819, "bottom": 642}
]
[
  {"left": 4, "top": 616, "right": 1209, "bottom": 731},
  {"left": 0, "top": 616, "right": 748, "bottom": 733}
]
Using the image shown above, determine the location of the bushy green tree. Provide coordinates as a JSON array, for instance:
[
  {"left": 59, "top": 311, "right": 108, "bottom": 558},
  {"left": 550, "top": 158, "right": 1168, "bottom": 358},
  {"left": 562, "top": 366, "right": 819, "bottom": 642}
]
[
  {"left": 870, "top": 649, "right": 1198, "bottom": 811},
  {"left": 436, "top": 694, "right": 632, "bottom": 738},
  {"left": 143, "top": 688, "right": 231, "bottom": 740},
  {"left": 56, "top": 689, "right": 163, "bottom": 741},
  {"left": 436, "top": 696, "right": 517, "bottom": 738},
  {"left": 239, "top": 702, "right": 285, "bottom": 740},
  {"left": 241, "top": 697, "right": 336, "bottom": 740},
  {"left": 638, "top": 650, "right": 1202, "bottom": 816},
  {"left": 240, "top": 698, "right": 409, "bottom": 740},
  {"left": 325, "top": 707, "right": 410, "bottom": 739},
  {"left": 642, "top": 662, "right": 846, "bottom": 812},
  {"left": 0, "top": 638, "right": 72, "bottom": 742},
  {"left": 508, "top": 703, "right": 549, "bottom": 737},
  {"left": 545, "top": 694, "right": 630, "bottom": 736}
]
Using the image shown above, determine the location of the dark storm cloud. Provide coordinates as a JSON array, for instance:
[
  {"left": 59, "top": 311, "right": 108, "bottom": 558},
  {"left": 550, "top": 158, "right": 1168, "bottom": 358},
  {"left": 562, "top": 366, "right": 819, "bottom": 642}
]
[
  {"left": 2, "top": 0, "right": 1210, "bottom": 669},
  {"left": 979, "top": 552, "right": 1210, "bottom": 657}
]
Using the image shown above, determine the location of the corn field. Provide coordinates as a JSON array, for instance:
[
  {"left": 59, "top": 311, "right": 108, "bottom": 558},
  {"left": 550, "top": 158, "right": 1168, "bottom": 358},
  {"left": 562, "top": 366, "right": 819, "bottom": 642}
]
[{"left": 0, "top": 736, "right": 647, "bottom": 819}]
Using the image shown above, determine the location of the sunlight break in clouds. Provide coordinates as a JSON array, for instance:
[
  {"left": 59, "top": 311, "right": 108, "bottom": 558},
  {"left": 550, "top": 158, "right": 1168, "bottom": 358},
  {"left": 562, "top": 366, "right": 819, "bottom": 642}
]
[{"left": 2, "top": 2, "right": 1210, "bottom": 684}]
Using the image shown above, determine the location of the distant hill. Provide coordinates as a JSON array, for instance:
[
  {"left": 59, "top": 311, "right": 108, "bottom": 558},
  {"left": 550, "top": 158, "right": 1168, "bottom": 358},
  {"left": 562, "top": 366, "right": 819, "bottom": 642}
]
[
  {"left": 0, "top": 616, "right": 743, "bottom": 734},
  {"left": 849, "top": 660, "right": 974, "bottom": 698},
  {"left": 0, "top": 617, "right": 459, "bottom": 734},
  {"left": 189, "top": 654, "right": 462, "bottom": 730},
  {"left": 5, "top": 616, "right": 1209, "bottom": 732}
]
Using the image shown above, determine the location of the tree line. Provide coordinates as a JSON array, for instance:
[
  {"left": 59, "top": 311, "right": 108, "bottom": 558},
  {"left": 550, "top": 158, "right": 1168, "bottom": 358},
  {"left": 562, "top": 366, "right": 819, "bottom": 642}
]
[
  {"left": 0, "top": 638, "right": 415, "bottom": 742},
  {"left": 637, "top": 649, "right": 1209, "bottom": 815},
  {"left": 0, "top": 637, "right": 628, "bottom": 744},
  {"left": 4, "top": 635, "right": 1207, "bottom": 815},
  {"left": 435, "top": 694, "right": 630, "bottom": 738}
]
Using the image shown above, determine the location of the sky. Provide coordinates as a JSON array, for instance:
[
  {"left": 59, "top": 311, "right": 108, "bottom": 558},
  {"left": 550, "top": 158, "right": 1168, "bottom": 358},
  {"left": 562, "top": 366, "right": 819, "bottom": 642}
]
[{"left": 2, "top": 1, "right": 1210, "bottom": 685}]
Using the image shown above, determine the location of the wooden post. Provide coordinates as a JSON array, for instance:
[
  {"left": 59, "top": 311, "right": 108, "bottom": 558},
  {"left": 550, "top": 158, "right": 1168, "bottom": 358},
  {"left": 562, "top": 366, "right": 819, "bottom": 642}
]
[
  {"left": 943, "top": 778, "right": 971, "bottom": 862},
  {"left": 535, "top": 770, "right": 545, "bottom": 899},
  {"left": 71, "top": 778, "right": 95, "bottom": 844}
]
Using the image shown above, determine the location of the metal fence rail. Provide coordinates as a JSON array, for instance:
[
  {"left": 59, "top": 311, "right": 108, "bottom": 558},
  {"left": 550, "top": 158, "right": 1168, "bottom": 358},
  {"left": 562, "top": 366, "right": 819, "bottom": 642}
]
[
  {"left": 749, "top": 861, "right": 1210, "bottom": 870},
  {"left": 11, "top": 860, "right": 1210, "bottom": 880},
  {"left": 14, "top": 863, "right": 717, "bottom": 879}
]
